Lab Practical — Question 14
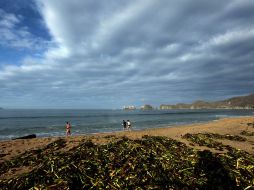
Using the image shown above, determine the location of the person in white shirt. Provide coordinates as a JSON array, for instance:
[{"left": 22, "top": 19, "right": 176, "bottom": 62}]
[{"left": 127, "top": 120, "right": 131, "bottom": 131}]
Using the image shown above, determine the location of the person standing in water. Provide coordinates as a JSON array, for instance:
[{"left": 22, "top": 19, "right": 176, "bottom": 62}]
[
  {"left": 127, "top": 120, "right": 132, "bottom": 131},
  {"left": 122, "top": 120, "right": 127, "bottom": 131},
  {"left": 65, "top": 121, "right": 71, "bottom": 136}
]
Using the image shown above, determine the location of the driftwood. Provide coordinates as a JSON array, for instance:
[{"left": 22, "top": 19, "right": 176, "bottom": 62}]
[{"left": 13, "top": 134, "right": 36, "bottom": 140}]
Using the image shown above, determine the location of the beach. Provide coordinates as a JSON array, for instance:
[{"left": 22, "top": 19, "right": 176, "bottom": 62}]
[
  {"left": 1, "top": 116, "right": 254, "bottom": 162},
  {"left": 1, "top": 116, "right": 254, "bottom": 188}
]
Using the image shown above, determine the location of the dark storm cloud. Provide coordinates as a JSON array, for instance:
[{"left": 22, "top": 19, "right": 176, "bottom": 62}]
[{"left": 0, "top": 0, "right": 254, "bottom": 108}]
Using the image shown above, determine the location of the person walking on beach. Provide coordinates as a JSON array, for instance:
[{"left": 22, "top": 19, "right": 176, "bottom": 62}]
[
  {"left": 65, "top": 121, "right": 71, "bottom": 136},
  {"left": 122, "top": 120, "right": 127, "bottom": 131},
  {"left": 127, "top": 120, "right": 132, "bottom": 131}
]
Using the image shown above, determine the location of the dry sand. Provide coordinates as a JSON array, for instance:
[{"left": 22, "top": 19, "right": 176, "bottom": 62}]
[{"left": 1, "top": 116, "right": 254, "bottom": 164}]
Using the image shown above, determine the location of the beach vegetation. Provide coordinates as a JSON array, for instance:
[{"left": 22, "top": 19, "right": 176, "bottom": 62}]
[{"left": 0, "top": 135, "right": 253, "bottom": 189}]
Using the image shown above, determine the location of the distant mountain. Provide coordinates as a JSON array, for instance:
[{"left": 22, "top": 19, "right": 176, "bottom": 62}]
[{"left": 160, "top": 93, "right": 254, "bottom": 110}]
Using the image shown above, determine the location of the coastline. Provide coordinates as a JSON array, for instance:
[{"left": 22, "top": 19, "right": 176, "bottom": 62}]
[
  {"left": 1, "top": 116, "right": 254, "bottom": 163},
  {"left": 1, "top": 116, "right": 254, "bottom": 188},
  {"left": 1, "top": 108, "right": 253, "bottom": 141}
]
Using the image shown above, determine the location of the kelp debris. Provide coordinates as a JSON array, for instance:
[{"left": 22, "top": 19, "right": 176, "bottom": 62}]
[
  {"left": 241, "top": 131, "right": 254, "bottom": 136},
  {"left": 199, "top": 133, "right": 246, "bottom": 142},
  {"left": 247, "top": 123, "right": 254, "bottom": 128},
  {"left": 0, "top": 136, "right": 253, "bottom": 189},
  {"left": 183, "top": 133, "right": 226, "bottom": 151},
  {"left": 0, "top": 138, "right": 67, "bottom": 177}
]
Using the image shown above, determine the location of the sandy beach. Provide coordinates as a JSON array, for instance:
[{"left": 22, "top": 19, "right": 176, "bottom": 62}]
[
  {"left": 1, "top": 116, "right": 254, "bottom": 188},
  {"left": 1, "top": 116, "right": 254, "bottom": 163}
]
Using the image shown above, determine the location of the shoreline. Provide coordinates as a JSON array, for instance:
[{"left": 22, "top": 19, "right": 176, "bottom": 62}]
[
  {"left": 1, "top": 107, "right": 253, "bottom": 140},
  {"left": 1, "top": 116, "right": 254, "bottom": 185},
  {"left": 1, "top": 114, "right": 253, "bottom": 142},
  {"left": 1, "top": 116, "right": 254, "bottom": 163},
  {"left": 0, "top": 116, "right": 236, "bottom": 142},
  {"left": 1, "top": 115, "right": 254, "bottom": 140}
]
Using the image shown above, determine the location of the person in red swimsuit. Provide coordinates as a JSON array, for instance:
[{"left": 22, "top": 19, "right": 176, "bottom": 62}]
[{"left": 65, "top": 121, "right": 71, "bottom": 136}]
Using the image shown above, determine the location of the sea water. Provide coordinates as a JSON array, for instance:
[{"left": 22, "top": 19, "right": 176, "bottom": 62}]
[{"left": 0, "top": 109, "right": 253, "bottom": 140}]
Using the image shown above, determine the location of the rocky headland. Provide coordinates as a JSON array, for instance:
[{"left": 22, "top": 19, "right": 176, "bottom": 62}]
[{"left": 160, "top": 93, "right": 254, "bottom": 110}]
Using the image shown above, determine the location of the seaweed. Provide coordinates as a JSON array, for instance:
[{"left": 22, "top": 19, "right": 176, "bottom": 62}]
[
  {"left": 183, "top": 133, "right": 254, "bottom": 188},
  {"left": 183, "top": 133, "right": 248, "bottom": 152},
  {"left": 247, "top": 123, "right": 254, "bottom": 128},
  {"left": 0, "top": 138, "right": 67, "bottom": 176},
  {"left": 0, "top": 136, "right": 253, "bottom": 189},
  {"left": 197, "top": 133, "right": 246, "bottom": 142},
  {"left": 240, "top": 131, "right": 254, "bottom": 136},
  {"left": 183, "top": 133, "right": 227, "bottom": 151}
]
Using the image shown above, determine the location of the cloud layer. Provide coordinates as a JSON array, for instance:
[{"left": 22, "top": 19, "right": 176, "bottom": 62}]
[{"left": 0, "top": 0, "right": 254, "bottom": 108}]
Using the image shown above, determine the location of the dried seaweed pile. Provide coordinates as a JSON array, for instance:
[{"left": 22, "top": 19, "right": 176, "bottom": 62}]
[
  {"left": 240, "top": 131, "right": 254, "bottom": 136},
  {"left": 183, "top": 133, "right": 254, "bottom": 188},
  {"left": 183, "top": 133, "right": 247, "bottom": 151},
  {"left": 185, "top": 133, "right": 246, "bottom": 142},
  {"left": 247, "top": 123, "right": 254, "bottom": 128},
  {"left": 0, "top": 138, "right": 66, "bottom": 177},
  {"left": 0, "top": 136, "right": 254, "bottom": 189}
]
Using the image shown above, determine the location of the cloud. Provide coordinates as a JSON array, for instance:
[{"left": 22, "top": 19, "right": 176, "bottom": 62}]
[
  {"left": 0, "top": 0, "right": 254, "bottom": 108},
  {"left": 0, "top": 8, "right": 49, "bottom": 50}
]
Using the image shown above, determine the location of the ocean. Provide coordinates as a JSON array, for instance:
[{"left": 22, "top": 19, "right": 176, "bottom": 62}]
[{"left": 0, "top": 109, "right": 253, "bottom": 140}]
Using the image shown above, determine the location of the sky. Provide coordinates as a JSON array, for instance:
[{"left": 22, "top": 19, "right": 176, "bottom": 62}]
[{"left": 0, "top": 0, "right": 254, "bottom": 109}]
